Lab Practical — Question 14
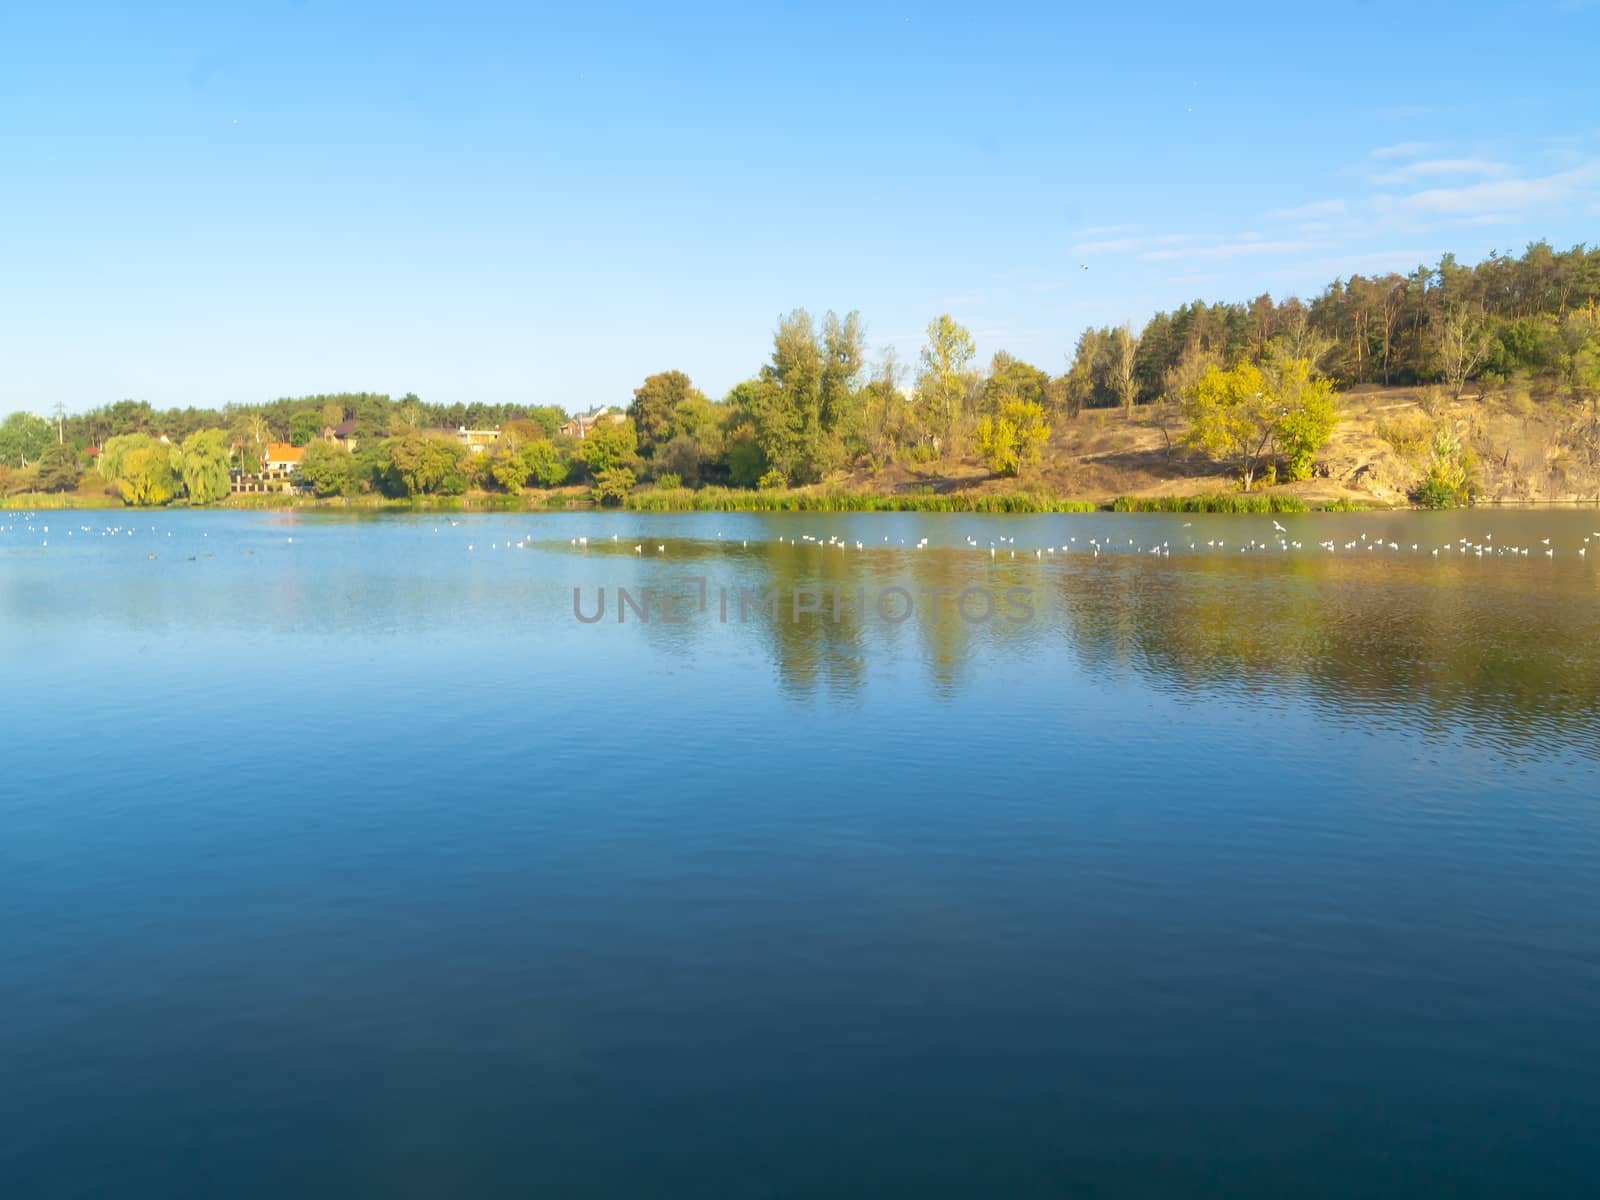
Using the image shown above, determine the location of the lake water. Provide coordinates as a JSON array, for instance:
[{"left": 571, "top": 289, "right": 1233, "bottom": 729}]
[{"left": 3, "top": 508, "right": 1599, "bottom": 1197}]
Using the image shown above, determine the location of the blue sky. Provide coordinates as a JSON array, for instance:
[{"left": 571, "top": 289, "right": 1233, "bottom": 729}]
[{"left": 2, "top": 0, "right": 1598, "bottom": 417}]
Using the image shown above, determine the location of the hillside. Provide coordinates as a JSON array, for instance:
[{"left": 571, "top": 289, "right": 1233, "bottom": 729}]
[{"left": 845, "top": 387, "right": 1600, "bottom": 507}]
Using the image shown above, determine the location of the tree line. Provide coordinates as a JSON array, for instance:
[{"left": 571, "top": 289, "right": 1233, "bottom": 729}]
[
  {"left": 1064, "top": 240, "right": 1600, "bottom": 415},
  {"left": 3, "top": 241, "right": 1595, "bottom": 504}
]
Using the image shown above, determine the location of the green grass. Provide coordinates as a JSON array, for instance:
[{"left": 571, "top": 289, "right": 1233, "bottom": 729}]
[
  {"left": 5, "top": 483, "right": 1387, "bottom": 517},
  {"left": 219, "top": 491, "right": 582, "bottom": 511},
  {"left": 1318, "top": 497, "right": 1389, "bottom": 512},
  {"left": 1108, "top": 493, "right": 1313, "bottom": 514},
  {"left": 1, "top": 491, "right": 123, "bottom": 510},
  {"left": 6, "top": 488, "right": 583, "bottom": 513},
  {"left": 625, "top": 487, "right": 1099, "bottom": 513}
]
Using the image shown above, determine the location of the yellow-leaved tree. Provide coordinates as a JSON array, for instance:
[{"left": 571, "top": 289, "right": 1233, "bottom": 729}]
[
  {"left": 975, "top": 398, "right": 1051, "bottom": 478},
  {"left": 1182, "top": 357, "right": 1337, "bottom": 489},
  {"left": 1265, "top": 355, "right": 1339, "bottom": 481}
]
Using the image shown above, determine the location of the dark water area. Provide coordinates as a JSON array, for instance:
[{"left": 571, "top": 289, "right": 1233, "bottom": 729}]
[{"left": 3, "top": 509, "right": 1598, "bottom": 1197}]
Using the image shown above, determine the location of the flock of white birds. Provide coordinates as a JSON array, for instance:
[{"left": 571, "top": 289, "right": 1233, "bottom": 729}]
[
  {"left": 0, "top": 519, "right": 236, "bottom": 558},
  {"left": 3, "top": 515, "right": 1597, "bottom": 563},
  {"left": 507, "top": 522, "right": 1599, "bottom": 561}
]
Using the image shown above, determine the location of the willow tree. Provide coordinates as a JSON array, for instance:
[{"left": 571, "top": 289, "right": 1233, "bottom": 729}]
[
  {"left": 179, "top": 430, "right": 232, "bottom": 504},
  {"left": 115, "top": 441, "right": 182, "bottom": 506}
]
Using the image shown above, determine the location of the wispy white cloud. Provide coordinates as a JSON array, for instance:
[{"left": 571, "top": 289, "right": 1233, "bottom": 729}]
[
  {"left": 1378, "top": 161, "right": 1600, "bottom": 215},
  {"left": 1143, "top": 239, "right": 1322, "bottom": 262},
  {"left": 1075, "top": 223, "right": 1141, "bottom": 238},
  {"left": 1072, "top": 233, "right": 1191, "bottom": 255},
  {"left": 1072, "top": 237, "right": 1142, "bottom": 254},
  {"left": 1158, "top": 272, "right": 1224, "bottom": 290},
  {"left": 1372, "top": 141, "right": 1442, "bottom": 160},
  {"left": 1266, "top": 199, "right": 1347, "bottom": 220},
  {"left": 1290, "top": 250, "right": 1444, "bottom": 279},
  {"left": 1375, "top": 105, "right": 1449, "bottom": 119},
  {"left": 1370, "top": 158, "right": 1512, "bottom": 184}
]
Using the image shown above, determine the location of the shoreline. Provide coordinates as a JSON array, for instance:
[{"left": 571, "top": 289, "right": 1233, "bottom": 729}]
[
  {"left": 6, "top": 486, "right": 1597, "bottom": 515},
  {"left": 6, "top": 487, "right": 1377, "bottom": 515}
]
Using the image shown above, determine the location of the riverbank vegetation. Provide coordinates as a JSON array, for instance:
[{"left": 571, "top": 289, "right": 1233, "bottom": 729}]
[
  {"left": 623, "top": 487, "right": 1102, "bottom": 513},
  {"left": 4, "top": 242, "right": 1597, "bottom": 510}
]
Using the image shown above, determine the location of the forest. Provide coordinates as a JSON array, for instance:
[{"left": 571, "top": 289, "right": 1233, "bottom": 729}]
[{"left": 3, "top": 241, "right": 1597, "bottom": 507}]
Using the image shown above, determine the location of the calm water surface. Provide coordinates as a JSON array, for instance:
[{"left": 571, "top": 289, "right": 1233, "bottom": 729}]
[{"left": 3, "top": 509, "right": 1599, "bottom": 1197}]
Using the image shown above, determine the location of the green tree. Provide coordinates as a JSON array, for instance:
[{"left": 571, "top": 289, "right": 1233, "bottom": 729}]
[
  {"left": 917, "top": 314, "right": 976, "bottom": 450},
  {"left": 486, "top": 442, "right": 530, "bottom": 491},
  {"left": 722, "top": 310, "right": 862, "bottom": 485},
  {"left": 522, "top": 405, "right": 568, "bottom": 439},
  {"left": 592, "top": 466, "right": 635, "bottom": 506},
  {"left": 630, "top": 371, "right": 702, "bottom": 456},
  {"left": 764, "top": 310, "right": 825, "bottom": 480},
  {"left": 656, "top": 435, "right": 704, "bottom": 487},
  {"left": 731, "top": 377, "right": 793, "bottom": 484},
  {"left": 288, "top": 409, "right": 323, "bottom": 446},
  {"left": 299, "top": 439, "right": 359, "bottom": 497},
  {"left": 380, "top": 433, "right": 468, "bottom": 496},
  {"left": 0, "top": 412, "right": 53, "bottom": 468},
  {"left": 665, "top": 392, "right": 722, "bottom": 445},
  {"left": 349, "top": 443, "right": 386, "bottom": 493},
  {"left": 1061, "top": 327, "right": 1117, "bottom": 416},
  {"left": 576, "top": 418, "right": 637, "bottom": 477},
  {"left": 983, "top": 352, "right": 1051, "bottom": 413},
  {"left": 724, "top": 423, "right": 765, "bottom": 487},
  {"left": 819, "top": 310, "right": 865, "bottom": 439},
  {"left": 1413, "top": 424, "right": 1476, "bottom": 508},
  {"left": 1559, "top": 303, "right": 1600, "bottom": 396},
  {"left": 860, "top": 349, "right": 908, "bottom": 466},
  {"left": 101, "top": 400, "right": 156, "bottom": 437},
  {"left": 520, "top": 439, "right": 571, "bottom": 487},
  {"left": 34, "top": 443, "right": 82, "bottom": 492}
]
